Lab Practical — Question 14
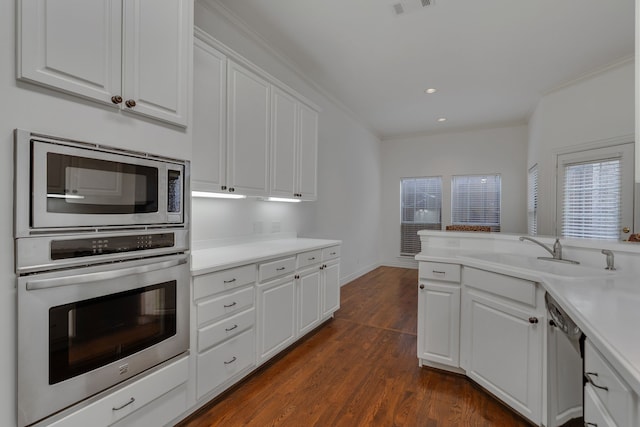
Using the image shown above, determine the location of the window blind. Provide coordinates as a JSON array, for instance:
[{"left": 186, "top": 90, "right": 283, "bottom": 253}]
[
  {"left": 400, "top": 177, "right": 442, "bottom": 256},
  {"left": 562, "top": 158, "right": 621, "bottom": 240},
  {"left": 451, "top": 175, "right": 501, "bottom": 231},
  {"left": 527, "top": 165, "right": 538, "bottom": 236}
]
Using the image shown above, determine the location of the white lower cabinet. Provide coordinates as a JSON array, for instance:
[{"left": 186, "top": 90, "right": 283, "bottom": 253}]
[
  {"left": 417, "top": 262, "right": 461, "bottom": 370},
  {"left": 257, "top": 275, "right": 297, "bottom": 364},
  {"left": 193, "top": 264, "right": 257, "bottom": 400},
  {"left": 461, "top": 267, "right": 543, "bottom": 426},
  {"left": 321, "top": 258, "right": 340, "bottom": 317},
  {"left": 196, "top": 328, "right": 256, "bottom": 399},
  {"left": 297, "top": 266, "right": 322, "bottom": 336},
  {"left": 584, "top": 338, "right": 639, "bottom": 427}
]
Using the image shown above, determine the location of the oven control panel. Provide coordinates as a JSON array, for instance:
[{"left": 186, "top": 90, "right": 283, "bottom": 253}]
[{"left": 51, "top": 233, "right": 176, "bottom": 260}]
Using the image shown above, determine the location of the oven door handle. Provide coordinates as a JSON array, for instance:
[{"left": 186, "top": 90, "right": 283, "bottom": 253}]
[{"left": 26, "top": 257, "right": 188, "bottom": 291}]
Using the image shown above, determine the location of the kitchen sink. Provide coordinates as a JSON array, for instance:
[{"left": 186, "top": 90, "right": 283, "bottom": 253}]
[{"left": 460, "top": 252, "right": 616, "bottom": 279}]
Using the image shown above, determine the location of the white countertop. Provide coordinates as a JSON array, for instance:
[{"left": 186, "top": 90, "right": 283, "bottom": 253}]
[
  {"left": 416, "top": 248, "right": 640, "bottom": 396},
  {"left": 191, "top": 238, "right": 342, "bottom": 276}
]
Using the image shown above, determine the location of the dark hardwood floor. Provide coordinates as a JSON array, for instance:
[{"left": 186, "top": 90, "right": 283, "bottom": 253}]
[{"left": 178, "top": 266, "right": 533, "bottom": 426}]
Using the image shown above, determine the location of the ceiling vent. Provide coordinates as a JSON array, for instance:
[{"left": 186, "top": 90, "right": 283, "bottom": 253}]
[{"left": 393, "top": 0, "right": 434, "bottom": 15}]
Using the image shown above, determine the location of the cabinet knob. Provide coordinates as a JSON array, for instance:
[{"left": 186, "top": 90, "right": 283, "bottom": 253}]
[
  {"left": 294, "top": 275, "right": 300, "bottom": 279},
  {"left": 528, "top": 317, "right": 539, "bottom": 324},
  {"left": 229, "top": 187, "right": 235, "bottom": 192},
  {"left": 125, "top": 99, "right": 136, "bottom": 108},
  {"left": 221, "top": 185, "right": 227, "bottom": 190},
  {"left": 419, "top": 284, "right": 425, "bottom": 290},
  {"left": 111, "top": 95, "right": 123, "bottom": 104}
]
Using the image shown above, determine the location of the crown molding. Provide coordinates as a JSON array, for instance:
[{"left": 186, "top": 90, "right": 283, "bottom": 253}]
[{"left": 197, "top": 0, "right": 381, "bottom": 140}]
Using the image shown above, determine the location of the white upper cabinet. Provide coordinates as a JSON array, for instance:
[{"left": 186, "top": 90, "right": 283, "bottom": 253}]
[
  {"left": 226, "top": 60, "right": 270, "bottom": 197},
  {"left": 192, "top": 38, "right": 227, "bottom": 192},
  {"left": 270, "top": 86, "right": 318, "bottom": 201},
  {"left": 18, "top": 0, "right": 190, "bottom": 127},
  {"left": 296, "top": 103, "right": 318, "bottom": 200},
  {"left": 270, "top": 86, "right": 298, "bottom": 198}
]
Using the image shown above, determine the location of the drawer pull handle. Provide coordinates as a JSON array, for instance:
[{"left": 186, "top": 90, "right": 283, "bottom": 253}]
[
  {"left": 276, "top": 267, "right": 286, "bottom": 271},
  {"left": 224, "top": 302, "right": 237, "bottom": 308},
  {"left": 223, "top": 278, "right": 236, "bottom": 284},
  {"left": 308, "top": 257, "right": 316, "bottom": 261},
  {"left": 585, "top": 372, "right": 609, "bottom": 391},
  {"left": 330, "top": 252, "right": 336, "bottom": 255},
  {"left": 432, "top": 270, "right": 446, "bottom": 275},
  {"left": 585, "top": 423, "right": 598, "bottom": 427},
  {"left": 224, "top": 356, "right": 237, "bottom": 365},
  {"left": 225, "top": 324, "right": 238, "bottom": 332},
  {"left": 112, "top": 397, "right": 135, "bottom": 411}
]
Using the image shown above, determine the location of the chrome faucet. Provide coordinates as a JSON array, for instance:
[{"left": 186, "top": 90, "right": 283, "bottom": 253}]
[
  {"left": 601, "top": 249, "right": 615, "bottom": 270},
  {"left": 518, "top": 236, "right": 579, "bottom": 264}
]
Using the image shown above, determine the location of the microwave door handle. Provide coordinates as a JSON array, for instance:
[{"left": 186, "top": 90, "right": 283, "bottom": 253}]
[{"left": 26, "top": 257, "right": 187, "bottom": 291}]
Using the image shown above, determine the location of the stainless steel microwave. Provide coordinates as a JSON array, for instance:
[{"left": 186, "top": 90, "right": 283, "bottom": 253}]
[{"left": 14, "top": 129, "right": 188, "bottom": 236}]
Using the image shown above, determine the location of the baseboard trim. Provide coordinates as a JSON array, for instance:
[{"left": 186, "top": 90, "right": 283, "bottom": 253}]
[{"left": 340, "top": 262, "right": 381, "bottom": 286}]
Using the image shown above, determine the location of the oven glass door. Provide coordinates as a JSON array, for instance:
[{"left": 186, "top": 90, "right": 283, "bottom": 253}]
[
  {"left": 49, "top": 281, "right": 177, "bottom": 385},
  {"left": 30, "top": 140, "right": 184, "bottom": 228}
]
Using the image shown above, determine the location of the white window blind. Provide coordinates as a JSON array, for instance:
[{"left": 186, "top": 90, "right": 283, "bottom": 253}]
[
  {"left": 400, "top": 177, "right": 442, "bottom": 256},
  {"left": 561, "top": 158, "right": 621, "bottom": 240},
  {"left": 451, "top": 174, "right": 501, "bottom": 231},
  {"left": 527, "top": 165, "right": 538, "bottom": 236}
]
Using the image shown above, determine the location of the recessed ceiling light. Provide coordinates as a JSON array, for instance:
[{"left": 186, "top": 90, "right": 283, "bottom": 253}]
[
  {"left": 437, "top": 117, "right": 447, "bottom": 122},
  {"left": 425, "top": 88, "right": 437, "bottom": 94}
]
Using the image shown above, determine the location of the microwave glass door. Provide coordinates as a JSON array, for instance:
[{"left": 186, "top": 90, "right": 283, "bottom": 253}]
[
  {"left": 49, "top": 281, "right": 177, "bottom": 384},
  {"left": 46, "top": 152, "right": 159, "bottom": 215}
]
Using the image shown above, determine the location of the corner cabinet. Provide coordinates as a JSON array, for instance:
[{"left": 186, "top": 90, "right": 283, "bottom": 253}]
[
  {"left": 18, "top": 0, "right": 191, "bottom": 127},
  {"left": 460, "top": 267, "right": 544, "bottom": 426},
  {"left": 417, "top": 262, "right": 461, "bottom": 371}
]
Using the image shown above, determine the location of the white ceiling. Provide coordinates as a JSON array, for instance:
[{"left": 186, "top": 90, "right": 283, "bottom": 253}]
[{"left": 213, "top": 0, "right": 635, "bottom": 139}]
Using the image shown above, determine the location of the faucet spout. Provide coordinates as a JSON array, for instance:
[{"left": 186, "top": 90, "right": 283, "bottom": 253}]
[{"left": 518, "top": 236, "right": 556, "bottom": 257}]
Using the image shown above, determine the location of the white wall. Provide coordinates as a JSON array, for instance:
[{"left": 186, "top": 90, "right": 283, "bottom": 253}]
[
  {"left": 380, "top": 125, "right": 529, "bottom": 267},
  {"left": 528, "top": 60, "right": 635, "bottom": 236},
  {"left": 0, "top": 2, "right": 193, "bottom": 425},
  {"left": 193, "top": 1, "right": 383, "bottom": 282}
]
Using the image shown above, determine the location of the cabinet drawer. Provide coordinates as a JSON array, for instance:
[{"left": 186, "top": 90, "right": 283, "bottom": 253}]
[
  {"left": 193, "top": 264, "right": 256, "bottom": 300},
  {"left": 584, "top": 384, "right": 617, "bottom": 427},
  {"left": 197, "top": 286, "right": 254, "bottom": 326},
  {"left": 258, "top": 256, "right": 296, "bottom": 282},
  {"left": 419, "top": 262, "right": 461, "bottom": 283},
  {"left": 463, "top": 267, "right": 536, "bottom": 306},
  {"left": 585, "top": 339, "right": 635, "bottom": 427},
  {"left": 322, "top": 245, "right": 341, "bottom": 261},
  {"left": 198, "top": 308, "right": 255, "bottom": 353},
  {"left": 47, "top": 356, "right": 188, "bottom": 427},
  {"left": 297, "top": 249, "right": 322, "bottom": 269},
  {"left": 196, "top": 328, "right": 255, "bottom": 399}
]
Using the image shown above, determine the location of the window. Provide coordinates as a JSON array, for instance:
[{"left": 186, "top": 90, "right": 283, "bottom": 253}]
[
  {"left": 400, "top": 177, "right": 442, "bottom": 256},
  {"left": 557, "top": 143, "right": 634, "bottom": 240},
  {"left": 527, "top": 165, "right": 538, "bottom": 236},
  {"left": 451, "top": 174, "right": 501, "bottom": 231}
]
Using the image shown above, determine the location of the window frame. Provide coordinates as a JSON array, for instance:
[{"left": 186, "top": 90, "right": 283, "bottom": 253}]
[
  {"left": 556, "top": 142, "right": 634, "bottom": 241},
  {"left": 450, "top": 174, "right": 502, "bottom": 231},
  {"left": 399, "top": 176, "right": 443, "bottom": 256}
]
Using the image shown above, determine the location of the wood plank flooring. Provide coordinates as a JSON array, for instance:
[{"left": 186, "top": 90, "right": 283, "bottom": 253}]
[{"left": 178, "top": 266, "right": 533, "bottom": 427}]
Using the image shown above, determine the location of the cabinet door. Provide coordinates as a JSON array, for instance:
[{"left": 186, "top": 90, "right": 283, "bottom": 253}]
[
  {"left": 463, "top": 289, "right": 542, "bottom": 425},
  {"left": 270, "top": 86, "right": 298, "bottom": 198},
  {"left": 322, "top": 260, "right": 340, "bottom": 318},
  {"left": 192, "top": 39, "right": 227, "bottom": 192},
  {"left": 297, "top": 268, "right": 321, "bottom": 336},
  {"left": 297, "top": 103, "right": 318, "bottom": 200},
  {"left": 18, "top": 0, "right": 122, "bottom": 104},
  {"left": 122, "top": 0, "right": 190, "bottom": 126},
  {"left": 417, "top": 281, "right": 460, "bottom": 368},
  {"left": 227, "top": 61, "right": 270, "bottom": 196},
  {"left": 257, "top": 277, "right": 296, "bottom": 364}
]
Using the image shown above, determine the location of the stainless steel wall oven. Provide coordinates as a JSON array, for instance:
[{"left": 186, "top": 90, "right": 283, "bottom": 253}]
[{"left": 14, "top": 130, "right": 190, "bottom": 427}]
